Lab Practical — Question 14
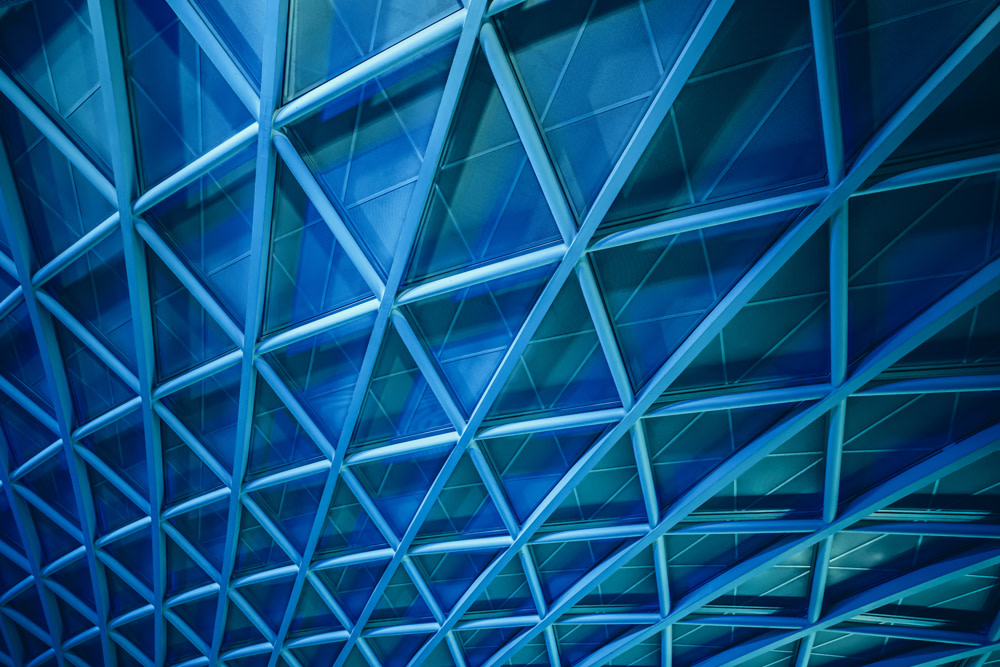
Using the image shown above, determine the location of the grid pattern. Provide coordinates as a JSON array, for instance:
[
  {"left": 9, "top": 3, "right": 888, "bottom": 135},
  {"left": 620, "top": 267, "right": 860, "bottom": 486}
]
[{"left": 0, "top": 1, "right": 999, "bottom": 667}]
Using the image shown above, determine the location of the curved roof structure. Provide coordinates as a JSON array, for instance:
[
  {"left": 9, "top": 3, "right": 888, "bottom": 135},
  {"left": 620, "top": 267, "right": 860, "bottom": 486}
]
[{"left": 0, "top": 0, "right": 999, "bottom": 666}]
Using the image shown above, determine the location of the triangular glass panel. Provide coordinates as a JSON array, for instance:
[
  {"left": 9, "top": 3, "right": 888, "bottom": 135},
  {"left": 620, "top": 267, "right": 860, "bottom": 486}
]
[
  {"left": 608, "top": 634, "right": 660, "bottom": 667},
  {"left": 887, "top": 289, "right": 1000, "bottom": 374},
  {"left": 233, "top": 505, "right": 294, "bottom": 578},
  {"left": 104, "top": 566, "right": 148, "bottom": 619},
  {"left": 48, "top": 553, "right": 95, "bottom": 610},
  {"left": 25, "top": 502, "right": 78, "bottom": 566},
  {"left": 239, "top": 573, "right": 295, "bottom": 636},
  {"left": 161, "top": 416, "right": 226, "bottom": 508},
  {"left": 0, "top": 393, "right": 54, "bottom": 470},
  {"left": 352, "top": 323, "right": 454, "bottom": 450},
  {"left": 20, "top": 451, "right": 79, "bottom": 524},
  {"left": 193, "top": 0, "right": 264, "bottom": 87},
  {"left": 148, "top": 247, "right": 239, "bottom": 381},
  {"left": 67, "top": 635, "right": 105, "bottom": 665},
  {"left": 264, "top": 157, "right": 374, "bottom": 335},
  {"left": 43, "top": 231, "right": 138, "bottom": 370},
  {"left": 370, "top": 565, "right": 436, "bottom": 625},
  {"left": 0, "top": 0, "right": 112, "bottom": 169},
  {"left": 646, "top": 403, "right": 797, "bottom": 513},
  {"left": 116, "top": 611, "right": 154, "bottom": 663},
  {"left": 288, "top": 578, "right": 343, "bottom": 639},
  {"left": 9, "top": 619, "right": 49, "bottom": 665},
  {"left": 410, "top": 548, "right": 500, "bottom": 614},
  {"left": 54, "top": 320, "right": 135, "bottom": 425},
  {"left": 456, "top": 625, "right": 524, "bottom": 667},
  {"left": 530, "top": 537, "right": 628, "bottom": 607},
  {"left": 287, "top": 40, "right": 455, "bottom": 277},
  {"left": 847, "top": 174, "right": 1000, "bottom": 367},
  {"left": 290, "top": 640, "right": 346, "bottom": 667},
  {"left": 118, "top": 0, "right": 254, "bottom": 187},
  {"left": 102, "top": 524, "right": 154, "bottom": 594},
  {"left": 247, "top": 469, "right": 325, "bottom": 556},
  {"left": 0, "top": 266, "right": 16, "bottom": 299},
  {"left": 165, "top": 532, "right": 213, "bottom": 597},
  {"left": 404, "top": 263, "right": 555, "bottom": 416},
  {"left": 497, "top": 0, "right": 710, "bottom": 216},
  {"left": 172, "top": 590, "right": 218, "bottom": 647},
  {"left": 676, "top": 224, "right": 830, "bottom": 392},
  {"left": 479, "top": 423, "right": 606, "bottom": 525},
  {"left": 146, "top": 145, "right": 256, "bottom": 324},
  {"left": 671, "top": 624, "right": 771, "bottom": 667},
  {"left": 7, "top": 585, "right": 46, "bottom": 630},
  {"left": 541, "top": 431, "right": 647, "bottom": 530},
  {"left": 79, "top": 408, "right": 148, "bottom": 497},
  {"left": 416, "top": 451, "right": 507, "bottom": 543},
  {"left": 221, "top": 597, "right": 268, "bottom": 653},
  {"left": 698, "top": 412, "right": 828, "bottom": 520},
  {"left": 592, "top": 208, "right": 797, "bottom": 393},
  {"left": 406, "top": 48, "right": 562, "bottom": 285},
  {"left": 160, "top": 362, "right": 241, "bottom": 473},
  {"left": 499, "top": 632, "right": 547, "bottom": 667},
  {"left": 0, "top": 489, "right": 23, "bottom": 553},
  {"left": 840, "top": 391, "right": 1000, "bottom": 506},
  {"left": 0, "top": 99, "right": 116, "bottom": 266},
  {"left": 264, "top": 312, "right": 374, "bottom": 444},
  {"left": 166, "top": 617, "right": 203, "bottom": 666},
  {"left": 88, "top": 466, "right": 146, "bottom": 537},
  {"left": 835, "top": 0, "right": 997, "bottom": 165},
  {"left": 876, "top": 448, "right": 1000, "bottom": 520},
  {"left": 53, "top": 595, "right": 93, "bottom": 647},
  {"left": 554, "top": 624, "right": 633, "bottom": 667},
  {"left": 167, "top": 495, "right": 229, "bottom": 574},
  {"left": 284, "top": 0, "right": 459, "bottom": 97},
  {"left": 824, "top": 533, "right": 992, "bottom": 610},
  {"left": 366, "top": 632, "right": 434, "bottom": 667},
  {"left": 664, "top": 531, "right": 788, "bottom": 602},
  {"left": 466, "top": 555, "right": 535, "bottom": 617},
  {"left": 0, "top": 548, "right": 27, "bottom": 592},
  {"left": 875, "top": 47, "right": 1000, "bottom": 180},
  {"left": 226, "top": 655, "right": 271, "bottom": 667},
  {"left": 488, "top": 278, "right": 621, "bottom": 421},
  {"left": 570, "top": 542, "right": 659, "bottom": 614},
  {"left": 314, "top": 478, "right": 389, "bottom": 560},
  {"left": 246, "top": 377, "right": 325, "bottom": 482},
  {"left": 863, "top": 561, "right": 1000, "bottom": 632},
  {"left": 705, "top": 542, "right": 816, "bottom": 617},
  {"left": 0, "top": 302, "right": 54, "bottom": 413},
  {"left": 313, "top": 558, "right": 388, "bottom": 624},
  {"left": 350, "top": 442, "right": 451, "bottom": 537},
  {"left": 115, "top": 642, "right": 146, "bottom": 667}
]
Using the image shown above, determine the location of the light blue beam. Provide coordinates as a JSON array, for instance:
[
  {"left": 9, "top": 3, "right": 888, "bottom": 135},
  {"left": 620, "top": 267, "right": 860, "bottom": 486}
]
[
  {"left": 0, "top": 105, "right": 107, "bottom": 667},
  {"left": 205, "top": 0, "right": 290, "bottom": 664},
  {"left": 261, "top": 2, "right": 492, "bottom": 665},
  {"left": 162, "top": 0, "right": 261, "bottom": 118},
  {"left": 406, "top": 2, "right": 738, "bottom": 664},
  {"left": 468, "top": 8, "right": 1000, "bottom": 664},
  {"left": 86, "top": 0, "right": 168, "bottom": 660}
]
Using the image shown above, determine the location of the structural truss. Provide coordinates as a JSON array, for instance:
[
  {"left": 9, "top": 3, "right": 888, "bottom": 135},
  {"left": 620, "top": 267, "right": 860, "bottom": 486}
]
[{"left": 0, "top": 0, "right": 999, "bottom": 666}]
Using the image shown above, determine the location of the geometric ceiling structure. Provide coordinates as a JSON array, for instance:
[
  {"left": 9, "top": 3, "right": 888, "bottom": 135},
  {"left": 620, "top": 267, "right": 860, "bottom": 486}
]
[{"left": 1, "top": 0, "right": 999, "bottom": 666}]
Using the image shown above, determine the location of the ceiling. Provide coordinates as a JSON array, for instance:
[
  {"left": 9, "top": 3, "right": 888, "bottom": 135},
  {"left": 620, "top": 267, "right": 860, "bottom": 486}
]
[{"left": 0, "top": 0, "right": 999, "bottom": 666}]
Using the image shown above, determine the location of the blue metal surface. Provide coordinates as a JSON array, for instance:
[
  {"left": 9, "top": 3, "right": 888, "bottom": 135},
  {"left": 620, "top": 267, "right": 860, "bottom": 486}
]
[{"left": 0, "top": 1, "right": 999, "bottom": 667}]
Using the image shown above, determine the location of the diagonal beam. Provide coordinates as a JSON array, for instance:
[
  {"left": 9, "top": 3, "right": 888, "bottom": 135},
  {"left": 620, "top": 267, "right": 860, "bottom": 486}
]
[
  {"left": 460, "top": 7, "right": 1000, "bottom": 664},
  {"left": 205, "top": 0, "right": 290, "bottom": 663},
  {"left": 261, "top": 2, "right": 492, "bottom": 665},
  {"left": 162, "top": 0, "right": 261, "bottom": 118},
  {"left": 407, "top": 2, "right": 738, "bottom": 664},
  {"left": 0, "top": 100, "right": 107, "bottom": 667}
]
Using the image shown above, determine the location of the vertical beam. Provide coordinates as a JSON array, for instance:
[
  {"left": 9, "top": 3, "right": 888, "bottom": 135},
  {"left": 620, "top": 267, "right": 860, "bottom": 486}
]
[
  {"left": 206, "top": 0, "right": 290, "bottom": 663},
  {"left": 0, "top": 101, "right": 105, "bottom": 667},
  {"left": 0, "top": 428, "right": 65, "bottom": 667},
  {"left": 262, "top": 2, "right": 491, "bottom": 664},
  {"left": 86, "top": 0, "right": 166, "bottom": 662}
]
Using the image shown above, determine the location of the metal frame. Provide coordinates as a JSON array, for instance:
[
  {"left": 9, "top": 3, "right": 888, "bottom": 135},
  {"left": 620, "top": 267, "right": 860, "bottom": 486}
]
[{"left": 0, "top": 1, "right": 999, "bottom": 666}]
